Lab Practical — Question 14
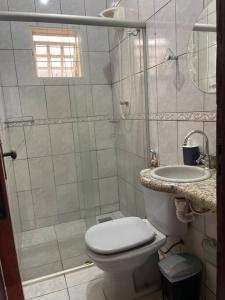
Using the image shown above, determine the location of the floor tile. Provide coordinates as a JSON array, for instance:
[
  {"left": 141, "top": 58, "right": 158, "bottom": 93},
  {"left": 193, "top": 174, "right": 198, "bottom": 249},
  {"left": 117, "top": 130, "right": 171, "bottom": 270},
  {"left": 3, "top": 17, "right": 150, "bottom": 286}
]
[
  {"left": 22, "top": 226, "right": 56, "bottom": 248},
  {"left": 30, "top": 289, "right": 69, "bottom": 300},
  {"left": 65, "top": 266, "right": 103, "bottom": 288},
  {"left": 68, "top": 278, "right": 105, "bottom": 300},
  {"left": 62, "top": 255, "right": 90, "bottom": 270},
  {"left": 21, "top": 261, "right": 63, "bottom": 281},
  {"left": 55, "top": 220, "right": 86, "bottom": 240},
  {"left": 138, "top": 290, "right": 162, "bottom": 300},
  {"left": 58, "top": 235, "right": 86, "bottom": 260},
  {"left": 21, "top": 241, "right": 60, "bottom": 269},
  {"left": 23, "top": 275, "right": 66, "bottom": 299}
]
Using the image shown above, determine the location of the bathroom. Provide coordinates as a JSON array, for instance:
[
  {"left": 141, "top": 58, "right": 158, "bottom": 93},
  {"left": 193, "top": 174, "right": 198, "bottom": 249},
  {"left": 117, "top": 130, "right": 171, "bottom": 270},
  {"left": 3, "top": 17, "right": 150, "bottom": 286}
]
[{"left": 0, "top": 0, "right": 219, "bottom": 299}]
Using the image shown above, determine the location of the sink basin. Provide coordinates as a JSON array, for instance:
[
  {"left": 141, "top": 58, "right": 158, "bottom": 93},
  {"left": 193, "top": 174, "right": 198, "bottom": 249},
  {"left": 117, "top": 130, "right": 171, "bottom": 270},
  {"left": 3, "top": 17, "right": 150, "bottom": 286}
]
[{"left": 151, "top": 165, "right": 211, "bottom": 183}]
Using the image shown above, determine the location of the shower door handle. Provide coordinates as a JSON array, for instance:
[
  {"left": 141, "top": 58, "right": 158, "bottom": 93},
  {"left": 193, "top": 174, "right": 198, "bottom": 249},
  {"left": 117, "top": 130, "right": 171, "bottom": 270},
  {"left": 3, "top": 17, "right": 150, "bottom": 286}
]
[{"left": 2, "top": 151, "right": 17, "bottom": 160}]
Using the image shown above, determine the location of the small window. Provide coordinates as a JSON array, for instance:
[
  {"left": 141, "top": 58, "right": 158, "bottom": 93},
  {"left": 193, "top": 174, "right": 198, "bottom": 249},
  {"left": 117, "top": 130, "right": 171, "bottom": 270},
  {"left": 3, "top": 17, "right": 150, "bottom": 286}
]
[{"left": 32, "top": 28, "right": 82, "bottom": 78}]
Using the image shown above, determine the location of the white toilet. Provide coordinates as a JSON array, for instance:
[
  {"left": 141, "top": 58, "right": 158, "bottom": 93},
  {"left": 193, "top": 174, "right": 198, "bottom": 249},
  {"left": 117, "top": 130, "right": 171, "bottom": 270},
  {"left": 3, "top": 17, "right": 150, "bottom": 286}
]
[{"left": 85, "top": 188, "right": 187, "bottom": 300}]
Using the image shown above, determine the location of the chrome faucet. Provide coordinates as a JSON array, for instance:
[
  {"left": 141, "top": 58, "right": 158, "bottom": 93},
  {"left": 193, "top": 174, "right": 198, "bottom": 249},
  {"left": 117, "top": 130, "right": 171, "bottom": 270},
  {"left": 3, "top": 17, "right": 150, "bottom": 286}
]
[{"left": 183, "top": 130, "right": 211, "bottom": 169}]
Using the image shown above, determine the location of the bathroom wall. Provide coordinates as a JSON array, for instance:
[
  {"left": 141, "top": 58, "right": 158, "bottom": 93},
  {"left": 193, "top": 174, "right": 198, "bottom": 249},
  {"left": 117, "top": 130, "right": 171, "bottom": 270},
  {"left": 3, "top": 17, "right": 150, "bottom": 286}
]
[
  {"left": 0, "top": 0, "right": 119, "bottom": 232},
  {"left": 109, "top": 0, "right": 217, "bottom": 299}
]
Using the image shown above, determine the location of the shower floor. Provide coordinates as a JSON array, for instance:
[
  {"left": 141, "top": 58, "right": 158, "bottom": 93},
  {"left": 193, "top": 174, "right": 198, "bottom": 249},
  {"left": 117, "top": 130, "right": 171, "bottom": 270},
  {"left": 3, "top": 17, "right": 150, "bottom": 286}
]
[{"left": 20, "top": 211, "right": 124, "bottom": 281}]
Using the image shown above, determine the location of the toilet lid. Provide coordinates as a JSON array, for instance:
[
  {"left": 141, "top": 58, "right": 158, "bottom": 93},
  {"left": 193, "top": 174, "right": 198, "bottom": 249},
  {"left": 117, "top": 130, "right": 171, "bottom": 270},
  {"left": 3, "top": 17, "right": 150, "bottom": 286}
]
[{"left": 85, "top": 217, "right": 155, "bottom": 255}]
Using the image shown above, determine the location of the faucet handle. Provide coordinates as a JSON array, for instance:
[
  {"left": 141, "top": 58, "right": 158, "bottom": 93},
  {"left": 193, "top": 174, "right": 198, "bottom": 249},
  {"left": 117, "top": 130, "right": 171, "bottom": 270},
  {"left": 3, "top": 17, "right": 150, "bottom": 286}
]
[{"left": 196, "top": 153, "right": 209, "bottom": 167}]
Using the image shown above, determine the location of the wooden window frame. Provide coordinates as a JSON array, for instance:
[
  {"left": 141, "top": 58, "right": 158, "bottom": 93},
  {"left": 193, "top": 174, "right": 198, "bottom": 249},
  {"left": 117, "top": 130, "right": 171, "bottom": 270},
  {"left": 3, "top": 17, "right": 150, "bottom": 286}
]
[{"left": 32, "top": 28, "right": 82, "bottom": 78}]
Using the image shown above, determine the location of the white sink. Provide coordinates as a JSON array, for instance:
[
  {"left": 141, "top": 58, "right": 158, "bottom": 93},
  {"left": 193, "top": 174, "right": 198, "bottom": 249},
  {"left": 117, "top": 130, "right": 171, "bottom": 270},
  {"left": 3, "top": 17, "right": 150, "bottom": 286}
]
[{"left": 151, "top": 165, "right": 211, "bottom": 183}]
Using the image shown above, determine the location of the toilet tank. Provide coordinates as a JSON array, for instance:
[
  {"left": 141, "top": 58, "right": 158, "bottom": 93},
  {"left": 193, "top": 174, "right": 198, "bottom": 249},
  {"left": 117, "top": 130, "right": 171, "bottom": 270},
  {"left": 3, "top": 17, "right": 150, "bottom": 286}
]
[{"left": 143, "top": 187, "right": 187, "bottom": 236}]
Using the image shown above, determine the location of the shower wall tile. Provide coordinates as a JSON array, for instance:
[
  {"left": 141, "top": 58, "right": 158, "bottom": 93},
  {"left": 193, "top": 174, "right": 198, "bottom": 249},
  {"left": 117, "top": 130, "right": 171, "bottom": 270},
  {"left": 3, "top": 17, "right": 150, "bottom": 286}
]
[
  {"left": 29, "top": 157, "right": 55, "bottom": 189},
  {"left": 97, "top": 148, "right": 117, "bottom": 178},
  {"left": 33, "top": 187, "right": 58, "bottom": 218},
  {"left": 14, "top": 159, "right": 31, "bottom": 191},
  {"left": 19, "top": 86, "right": 47, "bottom": 119},
  {"left": 25, "top": 125, "right": 51, "bottom": 158},
  {"left": 11, "top": 22, "right": 34, "bottom": 50},
  {"left": 50, "top": 124, "right": 75, "bottom": 155},
  {"left": 53, "top": 154, "right": 77, "bottom": 185},
  {"left": 87, "top": 27, "right": 109, "bottom": 52},
  {"left": 89, "top": 52, "right": 111, "bottom": 84},
  {"left": 8, "top": 0, "right": 35, "bottom": 12},
  {"left": 138, "top": 0, "right": 154, "bottom": 21},
  {"left": 18, "top": 190, "right": 35, "bottom": 229},
  {"left": 95, "top": 121, "right": 115, "bottom": 149},
  {"left": 60, "top": 0, "right": 85, "bottom": 15},
  {"left": 0, "top": 22, "right": 12, "bottom": 49},
  {"left": 14, "top": 50, "right": 43, "bottom": 86},
  {"left": 92, "top": 85, "right": 113, "bottom": 116},
  {"left": 0, "top": 0, "right": 8, "bottom": 10},
  {"left": 3, "top": 87, "right": 22, "bottom": 119},
  {"left": 0, "top": 51, "right": 17, "bottom": 86},
  {"left": 8, "top": 127, "right": 27, "bottom": 159},
  {"left": 99, "top": 176, "right": 118, "bottom": 205},
  {"left": 69, "top": 85, "right": 93, "bottom": 118},
  {"left": 45, "top": 86, "right": 71, "bottom": 119},
  {"left": 56, "top": 183, "right": 79, "bottom": 214},
  {"left": 35, "top": 0, "right": 61, "bottom": 13},
  {"left": 85, "top": 0, "right": 106, "bottom": 16}
]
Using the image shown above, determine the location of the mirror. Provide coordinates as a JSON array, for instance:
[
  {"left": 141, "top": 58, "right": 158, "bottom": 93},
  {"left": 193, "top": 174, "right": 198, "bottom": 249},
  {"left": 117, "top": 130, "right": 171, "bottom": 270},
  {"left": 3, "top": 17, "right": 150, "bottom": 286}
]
[{"left": 188, "top": 0, "right": 216, "bottom": 94}]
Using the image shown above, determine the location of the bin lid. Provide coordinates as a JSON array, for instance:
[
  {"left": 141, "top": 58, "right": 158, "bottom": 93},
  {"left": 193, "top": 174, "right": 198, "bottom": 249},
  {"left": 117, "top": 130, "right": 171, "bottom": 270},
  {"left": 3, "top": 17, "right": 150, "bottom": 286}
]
[{"left": 158, "top": 253, "right": 202, "bottom": 283}]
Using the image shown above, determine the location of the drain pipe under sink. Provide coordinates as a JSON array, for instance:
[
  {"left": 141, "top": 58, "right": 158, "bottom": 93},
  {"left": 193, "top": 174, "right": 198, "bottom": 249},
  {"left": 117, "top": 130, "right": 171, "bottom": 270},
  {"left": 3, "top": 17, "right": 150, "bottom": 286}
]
[{"left": 174, "top": 197, "right": 195, "bottom": 223}]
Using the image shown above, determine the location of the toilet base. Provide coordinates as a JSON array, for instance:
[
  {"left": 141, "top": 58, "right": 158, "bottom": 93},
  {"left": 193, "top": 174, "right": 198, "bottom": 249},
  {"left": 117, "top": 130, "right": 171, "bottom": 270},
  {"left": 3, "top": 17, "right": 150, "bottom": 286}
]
[{"left": 102, "top": 253, "right": 161, "bottom": 300}]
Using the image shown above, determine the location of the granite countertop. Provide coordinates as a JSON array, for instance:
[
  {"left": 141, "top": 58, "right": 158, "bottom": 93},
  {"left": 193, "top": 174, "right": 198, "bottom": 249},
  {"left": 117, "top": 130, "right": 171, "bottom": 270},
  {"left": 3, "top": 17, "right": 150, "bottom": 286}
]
[{"left": 140, "top": 168, "right": 216, "bottom": 212}]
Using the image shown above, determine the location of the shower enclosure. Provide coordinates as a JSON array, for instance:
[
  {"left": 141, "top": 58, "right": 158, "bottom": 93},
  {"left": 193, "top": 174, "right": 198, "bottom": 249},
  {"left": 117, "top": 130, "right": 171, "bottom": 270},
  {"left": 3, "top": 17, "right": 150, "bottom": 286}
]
[{"left": 0, "top": 8, "right": 148, "bottom": 282}]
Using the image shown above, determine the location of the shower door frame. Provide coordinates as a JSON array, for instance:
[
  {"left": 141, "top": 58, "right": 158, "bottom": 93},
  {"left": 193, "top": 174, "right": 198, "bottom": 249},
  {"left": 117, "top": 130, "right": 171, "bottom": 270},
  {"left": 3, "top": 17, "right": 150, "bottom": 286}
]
[
  {"left": 0, "top": 141, "right": 24, "bottom": 300},
  {"left": 217, "top": 0, "right": 225, "bottom": 299}
]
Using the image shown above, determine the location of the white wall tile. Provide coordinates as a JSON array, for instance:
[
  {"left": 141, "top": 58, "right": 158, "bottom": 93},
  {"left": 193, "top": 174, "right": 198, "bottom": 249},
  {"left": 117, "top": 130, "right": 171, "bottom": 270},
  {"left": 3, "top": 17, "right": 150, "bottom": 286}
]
[
  {"left": 95, "top": 121, "right": 114, "bottom": 149},
  {"left": 45, "top": 86, "right": 71, "bottom": 118},
  {"left": 18, "top": 190, "right": 35, "bottom": 227},
  {"left": 158, "top": 121, "right": 178, "bottom": 165},
  {"left": 50, "top": 123, "right": 74, "bottom": 155},
  {"left": 8, "top": 127, "right": 27, "bottom": 159},
  {"left": 29, "top": 157, "right": 55, "bottom": 189},
  {"left": 92, "top": 85, "right": 113, "bottom": 116},
  {"left": 176, "top": 55, "right": 204, "bottom": 112},
  {"left": 89, "top": 52, "right": 111, "bottom": 84},
  {"left": 176, "top": 0, "right": 203, "bottom": 55},
  {"left": 0, "top": 51, "right": 17, "bottom": 86},
  {"left": 69, "top": 85, "right": 93, "bottom": 117},
  {"left": 97, "top": 148, "right": 117, "bottom": 178},
  {"left": 53, "top": 154, "right": 77, "bottom": 185},
  {"left": 87, "top": 27, "right": 109, "bottom": 52},
  {"left": 157, "top": 62, "right": 177, "bottom": 112},
  {"left": 11, "top": 22, "right": 34, "bottom": 50},
  {"left": 0, "top": 22, "right": 12, "bottom": 49},
  {"left": 3, "top": 87, "right": 22, "bottom": 119},
  {"left": 25, "top": 125, "right": 51, "bottom": 158},
  {"left": 14, "top": 50, "right": 43, "bottom": 86},
  {"left": 0, "top": 0, "right": 8, "bottom": 10},
  {"left": 60, "top": 0, "right": 85, "bottom": 15},
  {"left": 77, "top": 122, "right": 96, "bottom": 151},
  {"left": 99, "top": 176, "right": 118, "bottom": 205},
  {"left": 155, "top": 0, "right": 176, "bottom": 64},
  {"left": 138, "top": 0, "right": 154, "bottom": 21},
  {"left": 56, "top": 183, "right": 79, "bottom": 214},
  {"left": 205, "top": 213, "right": 217, "bottom": 240},
  {"left": 14, "top": 159, "right": 31, "bottom": 191},
  {"left": 204, "top": 122, "right": 216, "bottom": 156},
  {"left": 35, "top": 0, "right": 61, "bottom": 13},
  {"left": 19, "top": 86, "right": 47, "bottom": 119},
  {"left": 8, "top": 0, "right": 35, "bottom": 11},
  {"left": 33, "top": 187, "right": 58, "bottom": 218},
  {"left": 85, "top": 0, "right": 106, "bottom": 16}
]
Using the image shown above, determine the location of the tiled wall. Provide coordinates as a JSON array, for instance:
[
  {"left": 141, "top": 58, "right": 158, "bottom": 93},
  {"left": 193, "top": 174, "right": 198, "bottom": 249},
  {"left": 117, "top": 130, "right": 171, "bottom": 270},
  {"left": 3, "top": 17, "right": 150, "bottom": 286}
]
[
  {"left": 0, "top": 0, "right": 119, "bottom": 232},
  {"left": 109, "top": 0, "right": 217, "bottom": 298}
]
